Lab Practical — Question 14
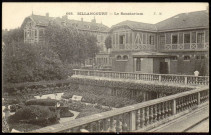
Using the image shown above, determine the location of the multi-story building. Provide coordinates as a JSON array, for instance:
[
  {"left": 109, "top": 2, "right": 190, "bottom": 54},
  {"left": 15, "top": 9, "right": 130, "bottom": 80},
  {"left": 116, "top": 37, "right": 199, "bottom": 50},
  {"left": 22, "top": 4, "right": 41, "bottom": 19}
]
[
  {"left": 109, "top": 10, "right": 209, "bottom": 75},
  {"left": 21, "top": 13, "right": 110, "bottom": 66}
]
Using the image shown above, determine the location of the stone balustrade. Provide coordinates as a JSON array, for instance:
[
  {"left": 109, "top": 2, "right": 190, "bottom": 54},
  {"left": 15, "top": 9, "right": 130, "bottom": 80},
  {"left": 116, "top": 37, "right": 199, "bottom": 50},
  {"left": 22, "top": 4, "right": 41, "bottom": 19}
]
[
  {"left": 31, "top": 86, "right": 209, "bottom": 133},
  {"left": 73, "top": 69, "right": 209, "bottom": 85}
]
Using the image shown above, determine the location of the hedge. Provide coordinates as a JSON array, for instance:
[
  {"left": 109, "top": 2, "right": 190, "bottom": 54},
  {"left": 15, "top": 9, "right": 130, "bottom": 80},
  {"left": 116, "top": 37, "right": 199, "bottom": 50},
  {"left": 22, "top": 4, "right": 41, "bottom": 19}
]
[
  {"left": 25, "top": 99, "right": 63, "bottom": 106},
  {"left": 8, "top": 105, "right": 58, "bottom": 126},
  {"left": 68, "top": 102, "right": 86, "bottom": 112}
]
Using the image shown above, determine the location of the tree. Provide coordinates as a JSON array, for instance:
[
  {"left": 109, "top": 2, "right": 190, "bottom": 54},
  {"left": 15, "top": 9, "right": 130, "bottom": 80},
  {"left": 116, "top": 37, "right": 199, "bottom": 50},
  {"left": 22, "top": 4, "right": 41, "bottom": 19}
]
[
  {"left": 105, "top": 35, "right": 112, "bottom": 49},
  {"left": 2, "top": 28, "right": 68, "bottom": 83},
  {"left": 45, "top": 24, "right": 99, "bottom": 65}
]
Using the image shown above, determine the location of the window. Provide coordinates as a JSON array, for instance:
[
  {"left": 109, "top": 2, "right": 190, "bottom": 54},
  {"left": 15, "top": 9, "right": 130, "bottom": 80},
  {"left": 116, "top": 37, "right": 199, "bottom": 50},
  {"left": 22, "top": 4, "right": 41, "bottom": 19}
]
[
  {"left": 123, "top": 55, "right": 128, "bottom": 60},
  {"left": 35, "top": 30, "right": 37, "bottom": 37},
  {"left": 184, "top": 33, "right": 190, "bottom": 43},
  {"left": 201, "top": 55, "right": 205, "bottom": 59},
  {"left": 136, "top": 58, "right": 141, "bottom": 71},
  {"left": 149, "top": 35, "right": 154, "bottom": 45},
  {"left": 172, "top": 35, "right": 178, "bottom": 44},
  {"left": 184, "top": 55, "right": 190, "bottom": 61},
  {"left": 160, "top": 35, "right": 165, "bottom": 45},
  {"left": 171, "top": 56, "right": 178, "bottom": 61},
  {"left": 119, "top": 35, "right": 125, "bottom": 44},
  {"left": 196, "top": 55, "right": 200, "bottom": 60},
  {"left": 197, "top": 33, "right": 204, "bottom": 43},
  {"left": 84, "top": 25, "right": 90, "bottom": 29},
  {"left": 116, "top": 55, "right": 121, "bottom": 60}
]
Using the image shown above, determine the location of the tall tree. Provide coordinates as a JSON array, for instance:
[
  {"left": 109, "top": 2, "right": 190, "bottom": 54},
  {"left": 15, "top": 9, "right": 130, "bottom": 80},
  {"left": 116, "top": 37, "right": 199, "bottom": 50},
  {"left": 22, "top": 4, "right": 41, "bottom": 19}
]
[{"left": 105, "top": 35, "right": 112, "bottom": 49}]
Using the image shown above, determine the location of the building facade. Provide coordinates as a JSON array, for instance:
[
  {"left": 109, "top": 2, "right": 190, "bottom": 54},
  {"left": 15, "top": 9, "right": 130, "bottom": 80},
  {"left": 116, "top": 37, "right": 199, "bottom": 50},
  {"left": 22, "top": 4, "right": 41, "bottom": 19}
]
[
  {"left": 109, "top": 10, "right": 209, "bottom": 75},
  {"left": 21, "top": 13, "right": 110, "bottom": 67}
]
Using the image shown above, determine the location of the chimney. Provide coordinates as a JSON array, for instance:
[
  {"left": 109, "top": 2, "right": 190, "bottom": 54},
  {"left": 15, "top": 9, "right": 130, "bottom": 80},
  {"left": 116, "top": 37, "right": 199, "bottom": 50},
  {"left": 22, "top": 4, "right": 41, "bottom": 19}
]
[
  {"left": 206, "top": 6, "right": 209, "bottom": 13},
  {"left": 91, "top": 16, "right": 96, "bottom": 23},
  {"left": 46, "top": 13, "right": 49, "bottom": 17},
  {"left": 81, "top": 18, "right": 83, "bottom": 22},
  {"left": 62, "top": 15, "right": 68, "bottom": 20}
]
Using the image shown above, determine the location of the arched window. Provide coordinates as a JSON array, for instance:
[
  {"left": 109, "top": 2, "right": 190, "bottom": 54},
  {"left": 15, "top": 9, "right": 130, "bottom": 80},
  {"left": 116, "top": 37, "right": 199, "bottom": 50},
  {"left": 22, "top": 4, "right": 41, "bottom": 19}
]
[
  {"left": 123, "top": 55, "right": 129, "bottom": 60},
  {"left": 116, "top": 55, "right": 121, "bottom": 60}
]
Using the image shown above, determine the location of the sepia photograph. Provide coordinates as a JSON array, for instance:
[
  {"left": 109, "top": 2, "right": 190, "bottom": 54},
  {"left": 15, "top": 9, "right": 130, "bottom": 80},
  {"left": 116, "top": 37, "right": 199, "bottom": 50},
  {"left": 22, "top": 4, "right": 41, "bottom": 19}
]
[{"left": 2, "top": 2, "right": 209, "bottom": 133}]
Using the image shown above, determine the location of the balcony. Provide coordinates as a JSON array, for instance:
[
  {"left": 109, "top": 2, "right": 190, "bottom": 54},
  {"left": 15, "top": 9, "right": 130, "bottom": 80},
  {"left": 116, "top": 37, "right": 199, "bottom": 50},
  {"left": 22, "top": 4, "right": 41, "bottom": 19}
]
[{"left": 73, "top": 69, "right": 209, "bottom": 86}]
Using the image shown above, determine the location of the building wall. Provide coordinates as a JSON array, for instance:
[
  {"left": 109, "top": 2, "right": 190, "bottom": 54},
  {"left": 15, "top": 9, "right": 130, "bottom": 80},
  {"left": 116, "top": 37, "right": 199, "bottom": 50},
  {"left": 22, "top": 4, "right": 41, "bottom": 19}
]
[
  {"left": 111, "top": 27, "right": 157, "bottom": 52},
  {"left": 157, "top": 29, "right": 209, "bottom": 52},
  {"left": 168, "top": 51, "right": 209, "bottom": 75},
  {"left": 111, "top": 51, "right": 134, "bottom": 72},
  {"left": 110, "top": 26, "right": 209, "bottom": 75}
]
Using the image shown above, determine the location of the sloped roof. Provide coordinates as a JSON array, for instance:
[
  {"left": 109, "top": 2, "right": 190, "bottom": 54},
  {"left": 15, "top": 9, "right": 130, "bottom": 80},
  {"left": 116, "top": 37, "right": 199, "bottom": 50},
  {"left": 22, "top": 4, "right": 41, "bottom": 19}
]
[
  {"left": 26, "top": 14, "right": 109, "bottom": 32},
  {"left": 31, "top": 15, "right": 53, "bottom": 26},
  {"left": 111, "top": 20, "right": 157, "bottom": 32},
  {"left": 110, "top": 10, "right": 208, "bottom": 32},
  {"left": 155, "top": 10, "right": 209, "bottom": 31}
]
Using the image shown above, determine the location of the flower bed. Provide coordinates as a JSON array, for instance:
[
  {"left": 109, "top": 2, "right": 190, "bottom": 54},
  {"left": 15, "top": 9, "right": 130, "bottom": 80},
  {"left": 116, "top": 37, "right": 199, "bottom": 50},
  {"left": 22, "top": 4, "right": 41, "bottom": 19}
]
[{"left": 62, "top": 90, "right": 138, "bottom": 108}]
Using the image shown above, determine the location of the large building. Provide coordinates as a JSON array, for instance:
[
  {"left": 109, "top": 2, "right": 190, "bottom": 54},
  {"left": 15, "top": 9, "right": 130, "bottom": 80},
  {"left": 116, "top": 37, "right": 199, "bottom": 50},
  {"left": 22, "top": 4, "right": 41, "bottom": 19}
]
[
  {"left": 109, "top": 10, "right": 209, "bottom": 75},
  {"left": 21, "top": 13, "right": 110, "bottom": 66}
]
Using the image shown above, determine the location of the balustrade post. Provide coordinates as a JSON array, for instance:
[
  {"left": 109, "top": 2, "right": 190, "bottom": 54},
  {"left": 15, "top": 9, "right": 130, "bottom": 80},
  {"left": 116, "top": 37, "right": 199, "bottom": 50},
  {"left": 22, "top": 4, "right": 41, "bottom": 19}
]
[
  {"left": 159, "top": 75, "right": 161, "bottom": 82},
  {"left": 102, "top": 119, "right": 109, "bottom": 132},
  {"left": 122, "top": 113, "right": 128, "bottom": 132},
  {"left": 129, "top": 111, "right": 136, "bottom": 131},
  {"left": 116, "top": 115, "right": 121, "bottom": 132},
  {"left": 197, "top": 92, "right": 201, "bottom": 105},
  {"left": 74, "top": 70, "right": 77, "bottom": 75},
  {"left": 184, "top": 76, "right": 188, "bottom": 85},
  {"left": 109, "top": 117, "right": 115, "bottom": 132},
  {"left": 172, "top": 99, "right": 177, "bottom": 115}
]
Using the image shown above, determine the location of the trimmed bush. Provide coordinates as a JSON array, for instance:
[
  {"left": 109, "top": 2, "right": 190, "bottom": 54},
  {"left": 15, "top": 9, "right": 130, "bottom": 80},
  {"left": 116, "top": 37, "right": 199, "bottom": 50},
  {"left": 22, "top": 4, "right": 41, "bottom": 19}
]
[
  {"left": 59, "top": 106, "right": 74, "bottom": 118},
  {"left": 25, "top": 99, "right": 62, "bottom": 106},
  {"left": 8, "top": 105, "right": 58, "bottom": 126},
  {"left": 68, "top": 102, "right": 86, "bottom": 112}
]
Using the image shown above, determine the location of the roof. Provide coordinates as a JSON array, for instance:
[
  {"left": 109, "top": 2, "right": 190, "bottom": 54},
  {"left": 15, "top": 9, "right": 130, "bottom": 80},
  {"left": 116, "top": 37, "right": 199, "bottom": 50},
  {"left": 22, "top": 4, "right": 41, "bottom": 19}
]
[
  {"left": 132, "top": 52, "right": 173, "bottom": 58},
  {"left": 23, "top": 14, "right": 109, "bottom": 32},
  {"left": 110, "top": 10, "right": 209, "bottom": 32},
  {"left": 111, "top": 20, "right": 157, "bottom": 32},
  {"left": 155, "top": 10, "right": 209, "bottom": 31},
  {"left": 31, "top": 15, "right": 54, "bottom": 26}
]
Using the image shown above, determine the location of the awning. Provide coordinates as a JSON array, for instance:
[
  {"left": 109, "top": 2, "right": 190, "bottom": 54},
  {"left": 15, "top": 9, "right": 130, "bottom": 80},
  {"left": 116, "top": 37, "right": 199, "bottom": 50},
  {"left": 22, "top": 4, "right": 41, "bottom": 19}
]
[{"left": 132, "top": 51, "right": 174, "bottom": 58}]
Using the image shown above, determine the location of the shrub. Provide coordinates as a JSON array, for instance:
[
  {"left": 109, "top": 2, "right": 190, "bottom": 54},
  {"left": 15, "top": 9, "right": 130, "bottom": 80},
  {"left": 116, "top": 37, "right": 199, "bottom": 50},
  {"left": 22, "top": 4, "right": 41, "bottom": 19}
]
[
  {"left": 68, "top": 102, "right": 86, "bottom": 112},
  {"left": 25, "top": 99, "right": 61, "bottom": 106},
  {"left": 8, "top": 105, "right": 58, "bottom": 126},
  {"left": 9, "top": 104, "right": 24, "bottom": 112},
  {"left": 59, "top": 106, "right": 74, "bottom": 118},
  {"left": 6, "top": 98, "right": 20, "bottom": 105}
]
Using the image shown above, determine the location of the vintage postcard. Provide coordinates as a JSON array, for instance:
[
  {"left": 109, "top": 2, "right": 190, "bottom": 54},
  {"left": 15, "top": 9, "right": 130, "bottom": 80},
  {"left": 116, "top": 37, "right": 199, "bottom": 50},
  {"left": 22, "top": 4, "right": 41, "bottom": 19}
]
[{"left": 2, "top": 2, "right": 209, "bottom": 133}]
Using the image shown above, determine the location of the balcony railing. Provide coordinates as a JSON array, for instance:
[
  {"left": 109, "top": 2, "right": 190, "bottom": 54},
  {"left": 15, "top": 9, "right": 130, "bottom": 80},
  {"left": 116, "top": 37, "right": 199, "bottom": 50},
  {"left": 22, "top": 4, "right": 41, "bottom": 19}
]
[
  {"left": 31, "top": 86, "right": 209, "bottom": 133},
  {"left": 73, "top": 69, "right": 209, "bottom": 85}
]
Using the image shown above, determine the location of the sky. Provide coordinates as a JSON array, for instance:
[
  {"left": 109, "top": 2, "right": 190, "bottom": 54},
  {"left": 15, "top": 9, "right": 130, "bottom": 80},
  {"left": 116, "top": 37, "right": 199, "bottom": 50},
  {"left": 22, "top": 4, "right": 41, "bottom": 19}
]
[{"left": 2, "top": 2, "right": 208, "bottom": 30}]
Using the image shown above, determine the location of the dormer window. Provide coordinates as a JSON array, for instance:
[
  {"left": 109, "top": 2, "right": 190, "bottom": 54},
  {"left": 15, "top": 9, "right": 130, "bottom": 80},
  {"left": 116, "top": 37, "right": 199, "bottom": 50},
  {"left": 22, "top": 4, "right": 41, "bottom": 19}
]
[
  {"left": 61, "top": 21, "right": 66, "bottom": 26},
  {"left": 84, "top": 25, "right": 90, "bottom": 29},
  {"left": 72, "top": 23, "right": 78, "bottom": 27}
]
